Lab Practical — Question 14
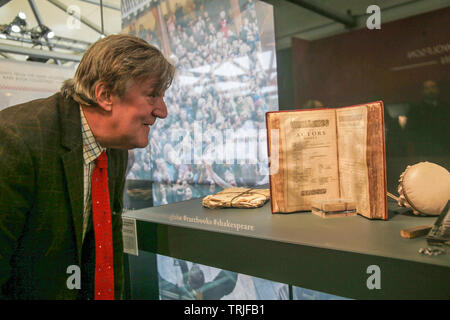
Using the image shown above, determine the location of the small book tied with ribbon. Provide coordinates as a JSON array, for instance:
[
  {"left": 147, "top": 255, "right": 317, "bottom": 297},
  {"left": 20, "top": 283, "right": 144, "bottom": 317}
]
[{"left": 202, "top": 187, "right": 271, "bottom": 209}]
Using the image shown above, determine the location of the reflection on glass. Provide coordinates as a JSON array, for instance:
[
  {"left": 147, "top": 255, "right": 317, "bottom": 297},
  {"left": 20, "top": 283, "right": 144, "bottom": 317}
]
[
  {"left": 156, "top": 255, "right": 351, "bottom": 300},
  {"left": 292, "top": 286, "right": 350, "bottom": 300},
  {"left": 121, "top": 0, "right": 278, "bottom": 208},
  {"left": 157, "top": 254, "right": 289, "bottom": 300}
]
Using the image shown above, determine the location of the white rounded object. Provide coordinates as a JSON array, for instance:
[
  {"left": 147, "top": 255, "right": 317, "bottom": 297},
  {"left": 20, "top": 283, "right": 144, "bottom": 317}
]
[{"left": 397, "top": 162, "right": 450, "bottom": 216}]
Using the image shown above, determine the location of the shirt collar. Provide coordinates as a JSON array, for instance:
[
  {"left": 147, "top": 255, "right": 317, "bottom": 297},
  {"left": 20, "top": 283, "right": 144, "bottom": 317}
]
[{"left": 80, "top": 106, "right": 105, "bottom": 165}]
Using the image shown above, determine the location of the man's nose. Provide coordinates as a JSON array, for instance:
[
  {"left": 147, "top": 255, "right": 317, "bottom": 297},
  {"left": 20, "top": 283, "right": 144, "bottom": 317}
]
[{"left": 152, "top": 97, "right": 168, "bottom": 119}]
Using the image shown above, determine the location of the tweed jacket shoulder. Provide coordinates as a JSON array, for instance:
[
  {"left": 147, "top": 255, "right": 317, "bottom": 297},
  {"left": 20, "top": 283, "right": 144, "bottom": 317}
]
[{"left": 0, "top": 93, "right": 128, "bottom": 299}]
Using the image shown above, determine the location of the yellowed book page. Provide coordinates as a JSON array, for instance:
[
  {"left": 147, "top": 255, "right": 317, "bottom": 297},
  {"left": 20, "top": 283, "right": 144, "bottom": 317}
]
[
  {"left": 281, "top": 109, "right": 340, "bottom": 211},
  {"left": 336, "top": 106, "right": 370, "bottom": 217}
]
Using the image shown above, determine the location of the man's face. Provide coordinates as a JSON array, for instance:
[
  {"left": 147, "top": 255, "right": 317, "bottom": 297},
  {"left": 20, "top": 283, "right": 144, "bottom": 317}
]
[
  {"left": 423, "top": 80, "right": 439, "bottom": 99},
  {"left": 109, "top": 78, "right": 167, "bottom": 149}
]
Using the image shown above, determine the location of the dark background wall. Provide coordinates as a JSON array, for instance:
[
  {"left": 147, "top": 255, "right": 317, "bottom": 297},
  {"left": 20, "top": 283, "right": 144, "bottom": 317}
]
[
  {"left": 276, "top": 46, "right": 295, "bottom": 110},
  {"left": 291, "top": 7, "right": 450, "bottom": 108}
]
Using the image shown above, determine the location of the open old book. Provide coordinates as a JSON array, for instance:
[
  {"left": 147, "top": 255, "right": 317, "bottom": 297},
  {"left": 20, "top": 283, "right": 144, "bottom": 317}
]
[{"left": 266, "top": 101, "right": 387, "bottom": 220}]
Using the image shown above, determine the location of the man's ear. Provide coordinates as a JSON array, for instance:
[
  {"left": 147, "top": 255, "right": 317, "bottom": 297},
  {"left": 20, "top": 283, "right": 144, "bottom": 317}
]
[{"left": 94, "top": 82, "right": 112, "bottom": 112}]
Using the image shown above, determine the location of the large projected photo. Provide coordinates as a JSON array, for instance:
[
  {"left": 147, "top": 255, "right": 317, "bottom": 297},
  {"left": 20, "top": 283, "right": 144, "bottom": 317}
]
[{"left": 121, "top": 0, "right": 278, "bottom": 208}]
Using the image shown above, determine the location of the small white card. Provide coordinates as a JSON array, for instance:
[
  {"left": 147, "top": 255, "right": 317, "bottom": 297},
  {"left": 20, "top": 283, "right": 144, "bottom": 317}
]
[{"left": 122, "top": 217, "right": 138, "bottom": 256}]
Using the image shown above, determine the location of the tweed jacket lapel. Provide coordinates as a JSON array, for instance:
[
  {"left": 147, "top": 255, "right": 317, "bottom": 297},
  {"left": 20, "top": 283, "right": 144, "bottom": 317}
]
[{"left": 58, "top": 95, "right": 84, "bottom": 265}]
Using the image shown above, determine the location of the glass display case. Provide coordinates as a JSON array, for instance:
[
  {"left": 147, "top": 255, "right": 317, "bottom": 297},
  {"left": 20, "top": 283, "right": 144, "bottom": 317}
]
[{"left": 120, "top": 0, "right": 449, "bottom": 300}]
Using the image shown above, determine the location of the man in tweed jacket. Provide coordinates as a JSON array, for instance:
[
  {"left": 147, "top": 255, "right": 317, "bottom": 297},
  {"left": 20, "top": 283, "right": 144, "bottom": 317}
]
[{"left": 0, "top": 35, "right": 175, "bottom": 299}]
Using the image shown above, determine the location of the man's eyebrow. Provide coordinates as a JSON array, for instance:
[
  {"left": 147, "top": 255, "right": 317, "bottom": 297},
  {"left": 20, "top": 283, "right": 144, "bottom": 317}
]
[
  {"left": 146, "top": 83, "right": 161, "bottom": 94},
  {"left": 145, "top": 86, "right": 157, "bottom": 94}
]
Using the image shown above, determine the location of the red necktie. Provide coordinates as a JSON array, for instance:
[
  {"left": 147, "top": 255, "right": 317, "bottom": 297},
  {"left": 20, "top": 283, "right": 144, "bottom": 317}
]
[{"left": 92, "top": 151, "right": 114, "bottom": 300}]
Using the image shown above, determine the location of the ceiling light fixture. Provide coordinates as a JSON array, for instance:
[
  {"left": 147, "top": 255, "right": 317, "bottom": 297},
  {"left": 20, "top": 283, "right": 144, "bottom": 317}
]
[
  {"left": 18, "top": 12, "right": 27, "bottom": 20},
  {"left": 39, "top": 25, "right": 54, "bottom": 39},
  {"left": 10, "top": 12, "right": 27, "bottom": 34}
]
